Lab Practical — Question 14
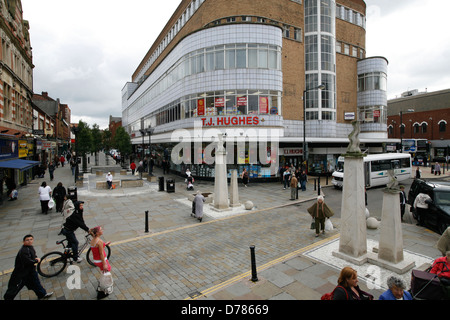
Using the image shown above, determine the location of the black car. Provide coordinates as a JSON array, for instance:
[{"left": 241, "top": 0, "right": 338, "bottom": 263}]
[{"left": 407, "top": 179, "right": 450, "bottom": 234}]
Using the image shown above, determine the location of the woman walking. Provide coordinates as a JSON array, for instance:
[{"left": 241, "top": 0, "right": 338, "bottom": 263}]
[
  {"left": 38, "top": 182, "right": 52, "bottom": 214},
  {"left": 52, "top": 182, "right": 66, "bottom": 213},
  {"left": 307, "top": 195, "right": 334, "bottom": 237},
  {"left": 89, "top": 226, "right": 113, "bottom": 299}
]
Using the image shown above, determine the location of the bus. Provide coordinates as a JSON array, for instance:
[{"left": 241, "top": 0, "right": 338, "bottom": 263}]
[
  {"left": 332, "top": 153, "right": 413, "bottom": 188},
  {"left": 402, "top": 139, "right": 428, "bottom": 154}
]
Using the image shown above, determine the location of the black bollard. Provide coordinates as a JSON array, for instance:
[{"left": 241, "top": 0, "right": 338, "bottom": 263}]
[
  {"left": 250, "top": 245, "right": 258, "bottom": 282},
  {"left": 145, "top": 210, "right": 149, "bottom": 233},
  {"left": 317, "top": 177, "right": 321, "bottom": 196}
]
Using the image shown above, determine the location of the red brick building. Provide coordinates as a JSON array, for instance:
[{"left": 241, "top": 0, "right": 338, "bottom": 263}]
[{"left": 387, "top": 89, "right": 450, "bottom": 161}]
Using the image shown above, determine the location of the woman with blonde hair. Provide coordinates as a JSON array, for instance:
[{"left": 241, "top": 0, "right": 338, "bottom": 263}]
[
  {"left": 332, "top": 267, "right": 373, "bottom": 300},
  {"left": 89, "top": 226, "right": 113, "bottom": 299}
]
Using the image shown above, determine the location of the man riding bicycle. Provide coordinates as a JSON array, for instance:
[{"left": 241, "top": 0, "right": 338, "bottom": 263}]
[{"left": 61, "top": 201, "right": 89, "bottom": 263}]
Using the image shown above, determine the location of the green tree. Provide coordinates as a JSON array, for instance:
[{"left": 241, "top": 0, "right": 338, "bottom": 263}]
[
  {"left": 114, "top": 126, "right": 132, "bottom": 165},
  {"left": 91, "top": 124, "right": 103, "bottom": 166},
  {"left": 102, "top": 129, "right": 112, "bottom": 152},
  {"left": 76, "top": 120, "right": 92, "bottom": 172}
]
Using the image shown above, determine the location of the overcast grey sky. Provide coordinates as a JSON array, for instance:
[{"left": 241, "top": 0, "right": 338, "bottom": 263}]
[{"left": 22, "top": 0, "right": 450, "bottom": 129}]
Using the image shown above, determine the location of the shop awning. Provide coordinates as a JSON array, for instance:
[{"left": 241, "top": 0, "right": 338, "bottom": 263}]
[{"left": 0, "top": 159, "right": 40, "bottom": 171}]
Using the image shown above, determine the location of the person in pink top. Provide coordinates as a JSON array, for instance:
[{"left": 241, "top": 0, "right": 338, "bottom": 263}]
[{"left": 89, "top": 226, "right": 112, "bottom": 299}]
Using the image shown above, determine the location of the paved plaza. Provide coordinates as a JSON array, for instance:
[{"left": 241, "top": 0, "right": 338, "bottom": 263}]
[{"left": 0, "top": 153, "right": 445, "bottom": 302}]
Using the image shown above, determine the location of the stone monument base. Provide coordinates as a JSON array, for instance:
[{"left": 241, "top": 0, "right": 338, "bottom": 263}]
[{"left": 332, "top": 242, "right": 415, "bottom": 274}]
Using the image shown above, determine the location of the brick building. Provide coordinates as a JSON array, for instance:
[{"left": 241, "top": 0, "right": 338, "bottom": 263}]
[
  {"left": 0, "top": 0, "right": 37, "bottom": 199},
  {"left": 387, "top": 88, "right": 450, "bottom": 162},
  {"left": 122, "top": 0, "right": 392, "bottom": 179}
]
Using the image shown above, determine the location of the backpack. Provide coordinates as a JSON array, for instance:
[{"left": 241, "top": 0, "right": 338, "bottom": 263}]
[{"left": 321, "top": 286, "right": 348, "bottom": 300}]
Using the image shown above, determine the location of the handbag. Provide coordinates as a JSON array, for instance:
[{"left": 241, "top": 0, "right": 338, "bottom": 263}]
[
  {"left": 310, "top": 217, "right": 315, "bottom": 229},
  {"left": 99, "top": 271, "right": 114, "bottom": 294},
  {"left": 48, "top": 198, "right": 55, "bottom": 209}
]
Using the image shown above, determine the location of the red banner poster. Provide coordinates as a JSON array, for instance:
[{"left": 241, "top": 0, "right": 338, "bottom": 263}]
[
  {"left": 197, "top": 99, "right": 205, "bottom": 116},
  {"left": 215, "top": 97, "right": 225, "bottom": 107},
  {"left": 237, "top": 96, "right": 247, "bottom": 106},
  {"left": 259, "top": 97, "right": 268, "bottom": 114}
]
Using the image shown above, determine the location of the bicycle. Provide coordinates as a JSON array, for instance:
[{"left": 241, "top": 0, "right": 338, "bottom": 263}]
[{"left": 37, "top": 234, "right": 111, "bottom": 278}]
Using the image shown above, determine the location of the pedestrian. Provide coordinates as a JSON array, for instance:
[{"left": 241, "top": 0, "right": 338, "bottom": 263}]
[
  {"left": 130, "top": 161, "right": 136, "bottom": 176},
  {"left": 8, "top": 187, "right": 18, "bottom": 201},
  {"left": 3, "top": 235, "right": 53, "bottom": 300},
  {"left": 242, "top": 168, "right": 249, "bottom": 187},
  {"left": 399, "top": 185, "right": 407, "bottom": 221},
  {"left": 70, "top": 158, "right": 77, "bottom": 176},
  {"left": 60, "top": 154, "right": 65, "bottom": 167},
  {"left": 59, "top": 194, "right": 75, "bottom": 234},
  {"left": 435, "top": 162, "right": 441, "bottom": 175},
  {"left": 379, "top": 276, "right": 412, "bottom": 300},
  {"left": 192, "top": 190, "right": 205, "bottom": 222},
  {"left": 332, "top": 266, "right": 373, "bottom": 300},
  {"left": 61, "top": 201, "right": 90, "bottom": 263},
  {"left": 52, "top": 182, "right": 66, "bottom": 213},
  {"left": 137, "top": 163, "right": 144, "bottom": 179},
  {"left": 106, "top": 172, "right": 113, "bottom": 189},
  {"left": 415, "top": 167, "right": 421, "bottom": 179},
  {"left": 413, "top": 192, "right": 431, "bottom": 226},
  {"left": 290, "top": 174, "right": 298, "bottom": 200},
  {"left": 437, "top": 227, "right": 450, "bottom": 256},
  {"left": 89, "top": 226, "right": 113, "bottom": 299},
  {"left": 299, "top": 170, "right": 307, "bottom": 191},
  {"left": 48, "top": 161, "right": 55, "bottom": 181},
  {"left": 430, "top": 251, "right": 450, "bottom": 279},
  {"left": 38, "top": 181, "right": 52, "bottom": 214},
  {"left": 283, "top": 167, "right": 290, "bottom": 189},
  {"left": 307, "top": 195, "right": 334, "bottom": 237},
  {"left": 149, "top": 157, "right": 154, "bottom": 175}
]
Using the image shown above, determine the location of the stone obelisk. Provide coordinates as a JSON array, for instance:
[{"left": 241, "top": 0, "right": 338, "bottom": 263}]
[
  {"left": 213, "top": 134, "right": 230, "bottom": 210},
  {"left": 333, "top": 121, "right": 367, "bottom": 264},
  {"left": 229, "top": 169, "right": 240, "bottom": 207}
]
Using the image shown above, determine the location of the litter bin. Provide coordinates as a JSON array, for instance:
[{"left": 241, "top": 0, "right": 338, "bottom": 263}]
[
  {"left": 166, "top": 179, "right": 175, "bottom": 193},
  {"left": 67, "top": 186, "right": 77, "bottom": 201},
  {"left": 158, "top": 176, "right": 165, "bottom": 191}
]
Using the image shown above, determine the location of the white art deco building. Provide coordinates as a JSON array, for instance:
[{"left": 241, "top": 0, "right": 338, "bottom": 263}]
[{"left": 122, "top": 0, "right": 392, "bottom": 180}]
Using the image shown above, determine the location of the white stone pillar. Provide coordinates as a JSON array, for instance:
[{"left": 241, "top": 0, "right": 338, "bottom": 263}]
[
  {"left": 378, "top": 189, "right": 404, "bottom": 263},
  {"left": 213, "top": 135, "right": 229, "bottom": 210},
  {"left": 229, "top": 169, "right": 240, "bottom": 207},
  {"left": 337, "top": 155, "right": 367, "bottom": 260}
]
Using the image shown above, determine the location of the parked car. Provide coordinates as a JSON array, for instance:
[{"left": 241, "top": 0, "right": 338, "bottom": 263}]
[{"left": 407, "top": 179, "right": 450, "bottom": 234}]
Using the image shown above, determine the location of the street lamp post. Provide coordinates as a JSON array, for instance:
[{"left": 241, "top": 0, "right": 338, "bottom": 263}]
[
  {"left": 303, "top": 83, "right": 325, "bottom": 173},
  {"left": 139, "top": 127, "right": 155, "bottom": 175},
  {"left": 71, "top": 126, "right": 80, "bottom": 184},
  {"left": 146, "top": 127, "right": 154, "bottom": 176}
]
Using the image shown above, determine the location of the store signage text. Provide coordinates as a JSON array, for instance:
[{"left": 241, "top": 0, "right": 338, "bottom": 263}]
[{"left": 201, "top": 116, "right": 260, "bottom": 127}]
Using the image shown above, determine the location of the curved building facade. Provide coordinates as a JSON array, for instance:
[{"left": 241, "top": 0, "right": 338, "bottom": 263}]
[{"left": 122, "top": 0, "right": 392, "bottom": 179}]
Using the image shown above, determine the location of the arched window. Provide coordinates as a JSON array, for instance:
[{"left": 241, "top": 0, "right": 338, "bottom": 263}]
[
  {"left": 421, "top": 123, "right": 427, "bottom": 133},
  {"left": 439, "top": 120, "right": 447, "bottom": 132}
]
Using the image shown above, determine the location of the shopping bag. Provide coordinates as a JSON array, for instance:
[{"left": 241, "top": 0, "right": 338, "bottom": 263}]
[
  {"left": 48, "top": 198, "right": 55, "bottom": 209},
  {"left": 325, "top": 218, "right": 333, "bottom": 231},
  {"left": 99, "top": 271, "right": 114, "bottom": 294}
]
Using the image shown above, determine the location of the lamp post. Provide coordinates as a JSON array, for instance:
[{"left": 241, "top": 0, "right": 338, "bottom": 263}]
[
  {"left": 303, "top": 83, "right": 325, "bottom": 173},
  {"left": 146, "top": 127, "right": 154, "bottom": 176},
  {"left": 139, "top": 127, "right": 155, "bottom": 175},
  {"left": 71, "top": 126, "right": 80, "bottom": 184}
]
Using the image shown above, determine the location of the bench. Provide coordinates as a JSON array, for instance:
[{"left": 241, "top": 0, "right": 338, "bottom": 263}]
[
  {"left": 121, "top": 179, "right": 144, "bottom": 188},
  {"left": 96, "top": 180, "right": 120, "bottom": 189},
  {"left": 96, "top": 179, "right": 144, "bottom": 189}
]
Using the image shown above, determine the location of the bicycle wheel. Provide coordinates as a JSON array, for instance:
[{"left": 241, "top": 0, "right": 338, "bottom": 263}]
[
  {"left": 86, "top": 245, "right": 111, "bottom": 267},
  {"left": 37, "top": 251, "right": 67, "bottom": 277}
]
